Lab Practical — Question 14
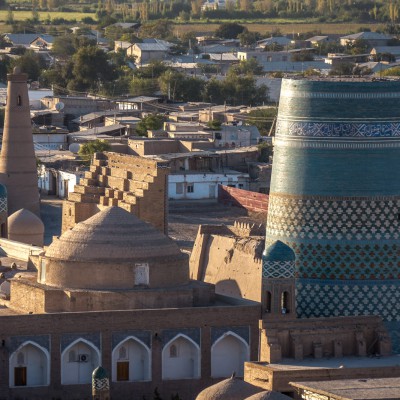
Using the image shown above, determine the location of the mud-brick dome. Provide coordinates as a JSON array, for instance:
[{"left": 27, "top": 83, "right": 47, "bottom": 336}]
[
  {"left": 196, "top": 377, "right": 262, "bottom": 400},
  {"left": 263, "top": 240, "right": 295, "bottom": 262},
  {"left": 43, "top": 207, "right": 189, "bottom": 290},
  {"left": 8, "top": 208, "right": 44, "bottom": 247}
]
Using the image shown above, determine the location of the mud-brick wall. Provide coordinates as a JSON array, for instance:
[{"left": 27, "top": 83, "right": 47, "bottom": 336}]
[{"left": 218, "top": 185, "right": 269, "bottom": 213}]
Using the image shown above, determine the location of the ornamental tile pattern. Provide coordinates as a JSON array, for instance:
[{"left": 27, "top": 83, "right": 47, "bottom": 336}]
[
  {"left": 0, "top": 197, "right": 6, "bottom": 213},
  {"left": 276, "top": 120, "right": 400, "bottom": 138},
  {"left": 262, "top": 260, "right": 295, "bottom": 279},
  {"left": 266, "top": 196, "right": 400, "bottom": 242},
  {"left": 296, "top": 279, "right": 400, "bottom": 323}
]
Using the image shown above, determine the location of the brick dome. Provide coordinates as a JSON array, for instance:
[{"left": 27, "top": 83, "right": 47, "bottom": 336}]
[
  {"left": 8, "top": 208, "right": 44, "bottom": 246},
  {"left": 43, "top": 207, "right": 189, "bottom": 290}
]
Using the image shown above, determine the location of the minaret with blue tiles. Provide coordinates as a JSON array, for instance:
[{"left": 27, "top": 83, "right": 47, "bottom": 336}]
[
  {"left": 266, "top": 78, "right": 400, "bottom": 351},
  {"left": 262, "top": 240, "right": 296, "bottom": 319}
]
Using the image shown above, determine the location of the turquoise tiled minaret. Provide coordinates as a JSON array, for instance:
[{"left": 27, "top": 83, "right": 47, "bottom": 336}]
[{"left": 267, "top": 78, "right": 400, "bottom": 351}]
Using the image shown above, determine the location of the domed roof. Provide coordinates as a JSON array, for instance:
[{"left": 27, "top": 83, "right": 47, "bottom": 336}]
[
  {"left": 8, "top": 209, "right": 44, "bottom": 235},
  {"left": 263, "top": 240, "right": 295, "bottom": 262},
  {"left": 45, "top": 206, "right": 183, "bottom": 263},
  {"left": 245, "top": 391, "right": 292, "bottom": 400},
  {"left": 92, "top": 366, "right": 109, "bottom": 380},
  {"left": 0, "top": 183, "right": 7, "bottom": 198},
  {"left": 196, "top": 377, "right": 262, "bottom": 400}
]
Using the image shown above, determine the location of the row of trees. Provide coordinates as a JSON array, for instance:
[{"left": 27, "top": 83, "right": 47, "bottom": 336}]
[{"left": 4, "top": 0, "right": 400, "bottom": 23}]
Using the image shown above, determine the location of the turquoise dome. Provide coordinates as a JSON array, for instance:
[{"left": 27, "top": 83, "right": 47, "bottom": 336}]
[
  {"left": 92, "top": 366, "right": 109, "bottom": 380},
  {"left": 263, "top": 240, "right": 295, "bottom": 262},
  {"left": 0, "top": 184, "right": 7, "bottom": 198}
]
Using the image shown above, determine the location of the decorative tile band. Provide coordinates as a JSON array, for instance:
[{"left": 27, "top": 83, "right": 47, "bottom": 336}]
[
  {"left": 282, "top": 89, "right": 400, "bottom": 99},
  {"left": 266, "top": 195, "right": 400, "bottom": 242},
  {"left": 296, "top": 279, "right": 400, "bottom": 323},
  {"left": 262, "top": 260, "right": 295, "bottom": 279},
  {"left": 276, "top": 120, "right": 400, "bottom": 138},
  {"left": 274, "top": 138, "right": 400, "bottom": 149}
]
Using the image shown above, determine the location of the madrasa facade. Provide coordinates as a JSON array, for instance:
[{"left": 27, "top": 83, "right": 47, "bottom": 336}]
[{"left": 0, "top": 68, "right": 260, "bottom": 400}]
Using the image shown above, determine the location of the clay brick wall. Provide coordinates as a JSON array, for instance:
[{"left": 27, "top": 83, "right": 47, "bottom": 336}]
[
  {"left": 0, "top": 303, "right": 260, "bottom": 400},
  {"left": 61, "top": 152, "right": 169, "bottom": 234},
  {"left": 218, "top": 185, "right": 269, "bottom": 213}
]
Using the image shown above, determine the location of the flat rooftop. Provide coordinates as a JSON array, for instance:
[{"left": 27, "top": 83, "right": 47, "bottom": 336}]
[
  {"left": 263, "top": 355, "right": 400, "bottom": 370},
  {"left": 291, "top": 377, "right": 400, "bottom": 400}
]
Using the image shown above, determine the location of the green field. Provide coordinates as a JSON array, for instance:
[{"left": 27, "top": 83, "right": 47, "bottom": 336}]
[{"left": 0, "top": 10, "right": 96, "bottom": 22}]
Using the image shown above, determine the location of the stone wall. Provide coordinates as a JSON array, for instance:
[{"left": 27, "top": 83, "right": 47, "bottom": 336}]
[
  {"left": 218, "top": 185, "right": 269, "bottom": 213},
  {"left": 62, "top": 152, "right": 169, "bottom": 234}
]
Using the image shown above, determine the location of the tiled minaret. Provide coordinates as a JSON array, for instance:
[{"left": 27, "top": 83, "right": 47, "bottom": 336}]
[
  {"left": 0, "top": 67, "right": 40, "bottom": 216},
  {"left": 267, "top": 78, "right": 400, "bottom": 351}
]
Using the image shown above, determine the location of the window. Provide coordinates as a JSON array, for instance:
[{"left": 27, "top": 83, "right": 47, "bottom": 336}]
[
  {"left": 17, "top": 95, "right": 22, "bottom": 106},
  {"left": 40, "top": 260, "right": 46, "bottom": 283},
  {"left": 187, "top": 184, "right": 194, "bottom": 193},
  {"left": 14, "top": 367, "right": 27, "bottom": 386},
  {"left": 169, "top": 344, "right": 178, "bottom": 358},
  {"left": 176, "top": 183, "right": 183, "bottom": 195},
  {"left": 134, "top": 263, "right": 149, "bottom": 286},
  {"left": 265, "top": 291, "right": 272, "bottom": 313},
  {"left": 117, "top": 362, "right": 129, "bottom": 381},
  {"left": 281, "top": 291, "right": 290, "bottom": 314}
]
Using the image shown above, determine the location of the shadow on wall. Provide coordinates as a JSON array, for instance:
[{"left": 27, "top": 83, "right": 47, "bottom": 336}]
[{"left": 215, "top": 279, "right": 242, "bottom": 299}]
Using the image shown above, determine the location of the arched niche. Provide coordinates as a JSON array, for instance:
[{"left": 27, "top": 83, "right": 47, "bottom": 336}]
[
  {"left": 61, "top": 338, "right": 100, "bottom": 385},
  {"left": 162, "top": 334, "right": 200, "bottom": 380},
  {"left": 111, "top": 336, "right": 151, "bottom": 382},
  {"left": 211, "top": 331, "right": 249, "bottom": 378},
  {"left": 9, "top": 341, "right": 50, "bottom": 387}
]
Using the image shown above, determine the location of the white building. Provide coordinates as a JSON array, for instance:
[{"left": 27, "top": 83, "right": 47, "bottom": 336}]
[{"left": 168, "top": 172, "right": 248, "bottom": 200}]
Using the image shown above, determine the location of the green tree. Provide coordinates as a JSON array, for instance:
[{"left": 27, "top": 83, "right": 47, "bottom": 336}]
[
  {"left": 52, "top": 35, "right": 76, "bottom": 58},
  {"left": 12, "top": 51, "right": 45, "bottom": 80},
  {"left": 158, "top": 70, "right": 205, "bottom": 102},
  {"left": 238, "top": 30, "right": 260, "bottom": 46},
  {"left": 232, "top": 58, "right": 263, "bottom": 75},
  {"left": 139, "top": 20, "right": 172, "bottom": 39},
  {"left": 69, "top": 45, "right": 116, "bottom": 91},
  {"left": 78, "top": 140, "right": 111, "bottom": 163},
  {"left": 215, "top": 22, "right": 246, "bottom": 39},
  {"left": 136, "top": 114, "right": 165, "bottom": 137}
]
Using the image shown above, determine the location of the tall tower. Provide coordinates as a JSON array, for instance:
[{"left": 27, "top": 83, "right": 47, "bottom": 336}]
[
  {"left": 267, "top": 78, "right": 400, "bottom": 351},
  {"left": 0, "top": 67, "right": 40, "bottom": 216}
]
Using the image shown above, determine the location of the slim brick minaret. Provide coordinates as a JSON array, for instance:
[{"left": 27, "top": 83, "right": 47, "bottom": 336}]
[{"left": 0, "top": 67, "right": 40, "bottom": 216}]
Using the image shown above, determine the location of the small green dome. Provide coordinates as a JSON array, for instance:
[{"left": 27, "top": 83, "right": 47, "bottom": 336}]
[
  {"left": 0, "top": 184, "right": 7, "bottom": 198},
  {"left": 263, "top": 240, "right": 295, "bottom": 262},
  {"left": 92, "top": 366, "right": 109, "bottom": 380}
]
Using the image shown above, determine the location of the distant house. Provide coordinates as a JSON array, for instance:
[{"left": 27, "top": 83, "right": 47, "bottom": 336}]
[
  {"left": 30, "top": 34, "right": 54, "bottom": 50},
  {"left": 106, "top": 22, "right": 140, "bottom": 30},
  {"left": 256, "top": 36, "right": 291, "bottom": 50},
  {"left": 114, "top": 41, "right": 132, "bottom": 52},
  {"left": 370, "top": 46, "right": 400, "bottom": 60},
  {"left": 307, "top": 35, "right": 330, "bottom": 46},
  {"left": 340, "top": 32, "right": 393, "bottom": 47},
  {"left": 127, "top": 42, "right": 170, "bottom": 64}
]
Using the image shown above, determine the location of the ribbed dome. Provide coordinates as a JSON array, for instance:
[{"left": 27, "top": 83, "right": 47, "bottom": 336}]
[
  {"left": 196, "top": 377, "right": 262, "bottom": 400},
  {"left": 46, "top": 206, "right": 182, "bottom": 262},
  {"left": 245, "top": 391, "right": 292, "bottom": 400},
  {"left": 8, "top": 209, "right": 44, "bottom": 235},
  {"left": 263, "top": 240, "right": 295, "bottom": 262},
  {"left": 92, "top": 366, "right": 109, "bottom": 380}
]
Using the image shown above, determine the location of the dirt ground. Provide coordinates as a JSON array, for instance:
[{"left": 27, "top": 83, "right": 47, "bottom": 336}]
[{"left": 40, "top": 196, "right": 266, "bottom": 253}]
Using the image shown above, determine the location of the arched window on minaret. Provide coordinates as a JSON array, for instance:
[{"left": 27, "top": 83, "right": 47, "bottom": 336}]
[
  {"left": 281, "top": 291, "right": 290, "bottom": 314},
  {"left": 17, "top": 95, "right": 22, "bottom": 106},
  {"left": 265, "top": 291, "right": 272, "bottom": 313}
]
